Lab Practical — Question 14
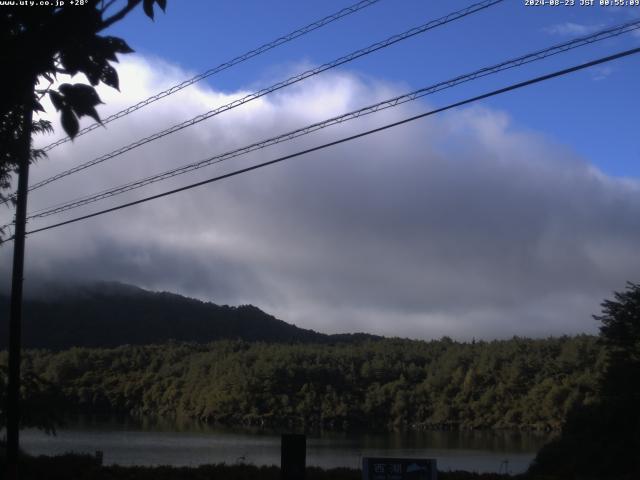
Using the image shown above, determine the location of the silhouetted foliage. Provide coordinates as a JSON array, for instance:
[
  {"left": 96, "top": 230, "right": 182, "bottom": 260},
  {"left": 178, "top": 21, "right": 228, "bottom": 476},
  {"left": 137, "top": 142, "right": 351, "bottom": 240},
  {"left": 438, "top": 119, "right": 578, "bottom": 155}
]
[
  {"left": 0, "top": 335, "right": 605, "bottom": 432},
  {"left": 0, "top": 365, "right": 65, "bottom": 434},
  {"left": 0, "top": 0, "right": 167, "bottom": 223},
  {"left": 596, "top": 282, "right": 640, "bottom": 407},
  {"left": 0, "top": 452, "right": 519, "bottom": 480},
  {"left": 530, "top": 282, "right": 640, "bottom": 480}
]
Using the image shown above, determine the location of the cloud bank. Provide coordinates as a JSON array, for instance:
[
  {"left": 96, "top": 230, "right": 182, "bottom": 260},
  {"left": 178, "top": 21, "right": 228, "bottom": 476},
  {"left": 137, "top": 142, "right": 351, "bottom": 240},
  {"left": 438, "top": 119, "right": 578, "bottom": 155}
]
[{"left": 2, "top": 56, "right": 639, "bottom": 340}]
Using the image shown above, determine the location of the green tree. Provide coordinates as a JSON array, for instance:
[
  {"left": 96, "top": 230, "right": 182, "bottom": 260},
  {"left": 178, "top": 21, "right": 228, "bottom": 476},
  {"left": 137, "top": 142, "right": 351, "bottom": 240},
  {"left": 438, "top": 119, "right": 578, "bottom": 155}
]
[
  {"left": 596, "top": 282, "right": 640, "bottom": 407},
  {"left": 0, "top": 365, "right": 64, "bottom": 435},
  {"left": 531, "top": 282, "right": 640, "bottom": 479}
]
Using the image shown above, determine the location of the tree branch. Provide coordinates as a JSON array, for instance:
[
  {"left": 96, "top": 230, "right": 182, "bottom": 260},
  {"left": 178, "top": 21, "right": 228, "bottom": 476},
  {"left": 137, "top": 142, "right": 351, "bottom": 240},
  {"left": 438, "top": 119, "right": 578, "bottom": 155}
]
[
  {"left": 100, "top": 0, "right": 118, "bottom": 15},
  {"left": 35, "top": 79, "right": 54, "bottom": 101},
  {"left": 99, "top": 0, "right": 141, "bottom": 32}
]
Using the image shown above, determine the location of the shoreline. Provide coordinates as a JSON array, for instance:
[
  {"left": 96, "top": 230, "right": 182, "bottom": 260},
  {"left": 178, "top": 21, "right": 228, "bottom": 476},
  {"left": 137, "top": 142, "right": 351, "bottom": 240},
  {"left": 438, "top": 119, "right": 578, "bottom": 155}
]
[{"left": 2, "top": 451, "right": 531, "bottom": 480}]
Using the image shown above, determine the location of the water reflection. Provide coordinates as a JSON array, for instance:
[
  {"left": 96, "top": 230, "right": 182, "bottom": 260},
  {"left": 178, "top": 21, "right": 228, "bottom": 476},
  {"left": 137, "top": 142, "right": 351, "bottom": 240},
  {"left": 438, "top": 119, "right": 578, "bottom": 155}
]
[{"left": 21, "top": 415, "right": 554, "bottom": 474}]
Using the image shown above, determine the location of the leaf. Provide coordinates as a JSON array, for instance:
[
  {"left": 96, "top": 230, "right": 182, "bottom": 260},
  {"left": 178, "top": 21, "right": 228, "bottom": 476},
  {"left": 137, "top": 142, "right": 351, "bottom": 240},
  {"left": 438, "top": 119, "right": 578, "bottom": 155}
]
[
  {"left": 30, "top": 148, "right": 47, "bottom": 162},
  {"left": 91, "top": 36, "right": 116, "bottom": 62},
  {"left": 155, "top": 0, "right": 167, "bottom": 11},
  {"left": 143, "top": 0, "right": 155, "bottom": 19},
  {"left": 60, "top": 83, "right": 103, "bottom": 107},
  {"left": 100, "top": 64, "right": 119, "bottom": 90},
  {"left": 32, "top": 120, "right": 53, "bottom": 135},
  {"left": 103, "top": 36, "right": 134, "bottom": 54},
  {"left": 59, "top": 84, "right": 103, "bottom": 123},
  {"left": 33, "top": 100, "right": 46, "bottom": 113},
  {"left": 59, "top": 35, "right": 122, "bottom": 85},
  {"left": 49, "top": 91, "right": 65, "bottom": 111},
  {"left": 59, "top": 47, "right": 84, "bottom": 76},
  {"left": 60, "top": 108, "right": 79, "bottom": 138},
  {"left": 84, "top": 69, "right": 100, "bottom": 86},
  {"left": 84, "top": 106, "right": 101, "bottom": 123},
  {"left": 58, "top": 84, "right": 73, "bottom": 95}
]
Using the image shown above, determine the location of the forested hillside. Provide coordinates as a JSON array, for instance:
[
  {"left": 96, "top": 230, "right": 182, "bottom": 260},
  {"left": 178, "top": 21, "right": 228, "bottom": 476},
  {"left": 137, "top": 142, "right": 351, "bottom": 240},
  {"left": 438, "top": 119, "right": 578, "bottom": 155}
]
[
  {"left": 0, "top": 283, "right": 376, "bottom": 350},
  {"left": 2, "top": 335, "right": 605, "bottom": 432}
]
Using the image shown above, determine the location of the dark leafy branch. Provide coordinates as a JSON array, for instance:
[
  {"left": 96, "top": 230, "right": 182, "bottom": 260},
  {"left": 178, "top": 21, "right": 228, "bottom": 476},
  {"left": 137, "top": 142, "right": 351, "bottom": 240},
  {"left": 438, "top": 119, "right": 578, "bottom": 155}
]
[
  {"left": 531, "top": 282, "right": 640, "bottom": 479},
  {"left": 0, "top": 365, "right": 65, "bottom": 435},
  {"left": 0, "top": 0, "right": 167, "bottom": 210}
]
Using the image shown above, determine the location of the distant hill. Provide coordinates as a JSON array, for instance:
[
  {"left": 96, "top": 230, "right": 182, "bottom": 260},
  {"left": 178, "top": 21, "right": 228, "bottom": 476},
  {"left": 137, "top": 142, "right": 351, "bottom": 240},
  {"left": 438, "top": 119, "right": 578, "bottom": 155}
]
[{"left": 0, "top": 282, "right": 378, "bottom": 350}]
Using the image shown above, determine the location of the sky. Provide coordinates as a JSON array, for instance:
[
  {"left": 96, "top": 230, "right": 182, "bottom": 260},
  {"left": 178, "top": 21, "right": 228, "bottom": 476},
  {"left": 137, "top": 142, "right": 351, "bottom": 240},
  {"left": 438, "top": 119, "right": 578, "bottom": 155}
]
[{"left": 1, "top": 0, "right": 640, "bottom": 340}]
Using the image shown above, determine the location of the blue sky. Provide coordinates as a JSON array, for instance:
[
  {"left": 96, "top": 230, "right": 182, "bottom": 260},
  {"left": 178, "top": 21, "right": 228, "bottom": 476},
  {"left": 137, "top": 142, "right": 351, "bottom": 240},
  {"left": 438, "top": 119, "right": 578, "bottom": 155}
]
[{"left": 107, "top": 0, "right": 640, "bottom": 178}]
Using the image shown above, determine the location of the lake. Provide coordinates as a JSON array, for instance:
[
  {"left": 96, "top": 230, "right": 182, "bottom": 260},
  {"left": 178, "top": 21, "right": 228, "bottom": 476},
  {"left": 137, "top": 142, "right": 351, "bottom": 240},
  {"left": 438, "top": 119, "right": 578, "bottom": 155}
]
[{"left": 20, "top": 416, "right": 553, "bottom": 474}]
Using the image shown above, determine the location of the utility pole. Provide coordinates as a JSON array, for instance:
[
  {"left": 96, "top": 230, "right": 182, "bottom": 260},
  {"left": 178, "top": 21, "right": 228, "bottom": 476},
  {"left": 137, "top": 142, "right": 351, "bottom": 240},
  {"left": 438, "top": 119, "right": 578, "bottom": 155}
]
[{"left": 6, "top": 79, "right": 35, "bottom": 480}]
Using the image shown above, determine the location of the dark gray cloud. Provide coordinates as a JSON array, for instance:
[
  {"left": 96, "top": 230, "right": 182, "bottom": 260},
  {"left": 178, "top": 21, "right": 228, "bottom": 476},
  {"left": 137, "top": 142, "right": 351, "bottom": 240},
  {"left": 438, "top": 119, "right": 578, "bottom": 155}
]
[{"left": 2, "top": 57, "right": 639, "bottom": 339}]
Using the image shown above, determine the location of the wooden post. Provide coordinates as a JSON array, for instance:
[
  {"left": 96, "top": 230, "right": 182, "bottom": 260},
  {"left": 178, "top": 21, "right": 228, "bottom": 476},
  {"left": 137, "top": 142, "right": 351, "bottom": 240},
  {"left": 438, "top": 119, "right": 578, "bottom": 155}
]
[
  {"left": 6, "top": 79, "right": 35, "bottom": 480},
  {"left": 281, "top": 434, "right": 306, "bottom": 480}
]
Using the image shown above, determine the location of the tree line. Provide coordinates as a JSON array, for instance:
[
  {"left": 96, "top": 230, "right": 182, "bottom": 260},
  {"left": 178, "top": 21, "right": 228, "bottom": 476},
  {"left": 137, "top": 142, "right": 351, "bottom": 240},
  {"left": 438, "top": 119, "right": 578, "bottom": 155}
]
[{"left": 1, "top": 335, "right": 605, "bottom": 432}]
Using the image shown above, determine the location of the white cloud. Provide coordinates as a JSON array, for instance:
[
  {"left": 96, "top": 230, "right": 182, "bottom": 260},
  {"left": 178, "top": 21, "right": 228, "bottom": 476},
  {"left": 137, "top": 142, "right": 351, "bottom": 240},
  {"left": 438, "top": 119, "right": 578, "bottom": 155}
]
[
  {"left": 543, "top": 22, "right": 603, "bottom": 36},
  {"left": 2, "top": 56, "right": 639, "bottom": 340},
  {"left": 591, "top": 65, "right": 614, "bottom": 81}
]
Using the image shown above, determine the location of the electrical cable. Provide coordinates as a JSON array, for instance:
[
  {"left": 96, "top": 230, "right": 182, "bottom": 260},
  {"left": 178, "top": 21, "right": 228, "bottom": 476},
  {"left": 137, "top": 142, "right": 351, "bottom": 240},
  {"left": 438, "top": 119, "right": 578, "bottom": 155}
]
[
  {"left": 23, "top": 19, "right": 640, "bottom": 221},
  {"left": 20, "top": 0, "right": 504, "bottom": 198},
  {"left": 39, "top": 0, "right": 384, "bottom": 152},
  {"left": 5, "top": 46, "right": 635, "bottom": 242}
]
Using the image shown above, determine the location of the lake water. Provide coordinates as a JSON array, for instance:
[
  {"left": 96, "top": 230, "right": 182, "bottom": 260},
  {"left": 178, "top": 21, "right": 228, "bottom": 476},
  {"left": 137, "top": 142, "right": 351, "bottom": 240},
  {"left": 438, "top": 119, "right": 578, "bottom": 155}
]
[{"left": 20, "top": 417, "right": 553, "bottom": 474}]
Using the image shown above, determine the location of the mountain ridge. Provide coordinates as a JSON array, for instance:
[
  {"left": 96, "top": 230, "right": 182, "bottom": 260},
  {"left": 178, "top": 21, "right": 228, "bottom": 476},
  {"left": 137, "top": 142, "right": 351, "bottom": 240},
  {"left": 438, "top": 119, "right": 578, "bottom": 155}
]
[{"left": 0, "top": 281, "right": 380, "bottom": 350}]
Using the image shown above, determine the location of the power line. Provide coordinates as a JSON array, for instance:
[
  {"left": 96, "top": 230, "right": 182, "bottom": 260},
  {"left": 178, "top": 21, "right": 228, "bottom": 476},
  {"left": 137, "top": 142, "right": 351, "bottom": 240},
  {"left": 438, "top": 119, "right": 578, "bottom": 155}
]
[
  {"left": 22, "top": 0, "right": 504, "bottom": 197},
  {"left": 39, "top": 0, "right": 384, "bottom": 152},
  {"left": 23, "top": 19, "right": 640, "bottom": 221},
  {"left": 14, "top": 46, "right": 638, "bottom": 240}
]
